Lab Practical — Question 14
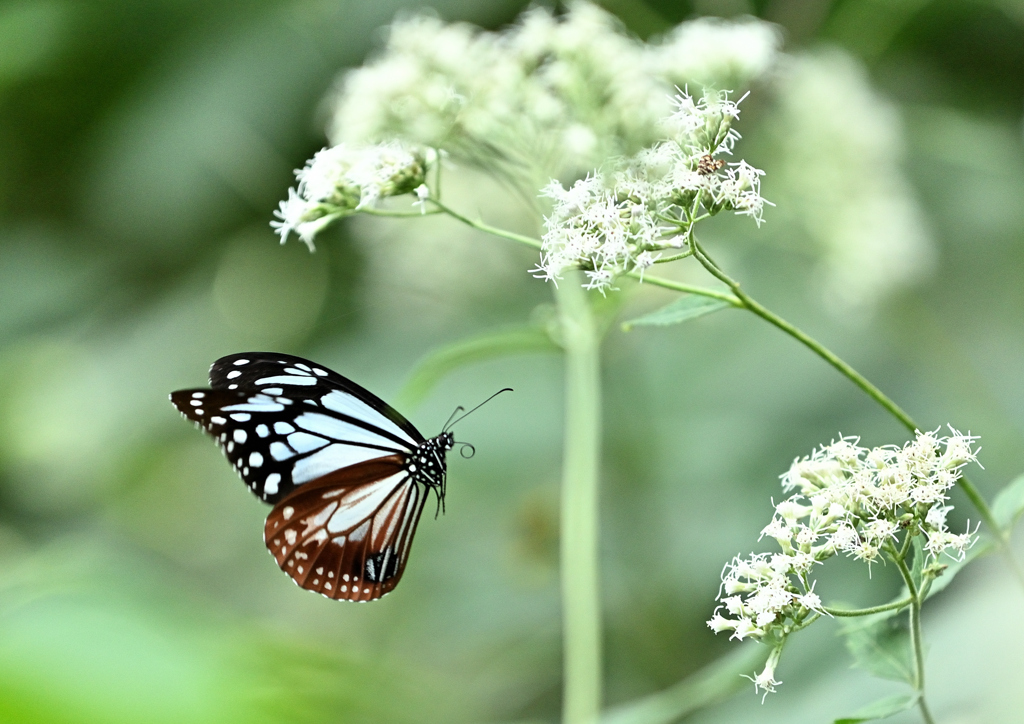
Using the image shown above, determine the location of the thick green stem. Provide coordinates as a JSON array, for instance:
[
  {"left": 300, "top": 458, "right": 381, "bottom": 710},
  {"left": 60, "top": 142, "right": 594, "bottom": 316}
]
[{"left": 555, "top": 278, "right": 603, "bottom": 724}]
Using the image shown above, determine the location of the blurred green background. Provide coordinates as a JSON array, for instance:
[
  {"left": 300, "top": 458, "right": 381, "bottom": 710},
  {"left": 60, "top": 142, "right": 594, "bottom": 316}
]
[{"left": 1, "top": 0, "right": 1024, "bottom": 722}]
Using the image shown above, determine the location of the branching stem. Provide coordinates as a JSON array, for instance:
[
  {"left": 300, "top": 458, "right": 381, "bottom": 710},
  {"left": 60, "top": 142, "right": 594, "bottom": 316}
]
[{"left": 892, "top": 553, "right": 935, "bottom": 724}]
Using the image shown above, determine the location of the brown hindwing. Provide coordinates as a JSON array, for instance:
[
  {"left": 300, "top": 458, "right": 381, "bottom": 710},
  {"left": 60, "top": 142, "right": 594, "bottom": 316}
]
[{"left": 263, "top": 454, "right": 427, "bottom": 602}]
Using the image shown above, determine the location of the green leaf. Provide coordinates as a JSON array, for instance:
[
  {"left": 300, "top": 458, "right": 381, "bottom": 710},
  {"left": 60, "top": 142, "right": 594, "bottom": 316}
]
[
  {"left": 834, "top": 693, "right": 920, "bottom": 723},
  {"left": 838, "top": 608, "right": 914, "bottom": 684},
  {"left": 621, "top": 294, "right": 733, "bottom": 331},
  {"left": 991, "top": 473, "right": 1024, "bottom": 532},
  {"left": 395, "top": 325, "right": 559, "bottom": 409}
]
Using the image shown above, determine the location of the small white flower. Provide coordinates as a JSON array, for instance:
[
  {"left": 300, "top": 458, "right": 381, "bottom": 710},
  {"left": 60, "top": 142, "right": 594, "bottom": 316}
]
[
  {"left": 706, "top": 612, "right": 735, "bottom": 633},
  {"left": 748, "top": 653, "right": 783, "bottom": 700},
  {"left": 722, "top": 595, "right": 744, "bottom": 616},
  {"left": 730, "top": 617, "right": 761, "bottom": 641},
  {"left": 413, "top": 183, "right": 430, "bottom": 213},
  {"left": 776, "top": 499, "right": 809, "bottom": 521},
  {"left": 797, "top": 589, "right": 823, "bottom": 613},
  {"left": 925, "top": 505, "right": 950, "bottom": 531},
  {"left": 270, "top": 188, "right": 317, "bottom": 248},
  {"left": 830, "top": 524, "right": 859, "bottom": 552},
  {"left": 761, "top": 517, "right": 791, "bottom": 543}
]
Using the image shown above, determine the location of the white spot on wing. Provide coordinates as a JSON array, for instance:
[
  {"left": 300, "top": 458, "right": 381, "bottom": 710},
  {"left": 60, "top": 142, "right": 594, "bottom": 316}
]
[
  {"left": 274, "top": 421, "right": 295, "bottom": 434},
  {"left": 222, "top": 402, "right": 284, "bottom": 413},
  {"left": 249, "top": 452, "right": 263, "bottom": 468},
  {"left": 255, "top": 424, "right": 269, "bottom": 437},
  {"left": 233, "top": 429, "right": 247, "bottom": 443},
  {"left": 255, "top": 375, "right": 317, "bottom": 386},
  {"left": 211, "top": 416, "right": 226, "bottom": 425},
  {"left": 227, "top": 370, "right": 242, "bottom": 379},
  {"left": 269, "top": 442, "right": 294, "bottom": 461},
  {"left": 230, "top": 413, "right": 251, "bottom": 422},
  {"left": 264, "top": 473, "right": 281, "bottom": 495},
  {"left": 233, "top": 359, "right": 249, "bottom": 366}
]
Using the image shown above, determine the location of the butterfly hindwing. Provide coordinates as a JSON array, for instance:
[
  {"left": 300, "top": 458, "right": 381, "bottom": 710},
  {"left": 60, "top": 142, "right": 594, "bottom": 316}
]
[{"left": 263, "top": 455, "right": 427, "bottom": 602}]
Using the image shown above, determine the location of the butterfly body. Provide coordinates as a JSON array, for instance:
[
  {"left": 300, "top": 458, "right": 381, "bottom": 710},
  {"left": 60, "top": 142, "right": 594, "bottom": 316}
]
[{"left": 170, "top": 352, "right": 454, "bottom": 602}]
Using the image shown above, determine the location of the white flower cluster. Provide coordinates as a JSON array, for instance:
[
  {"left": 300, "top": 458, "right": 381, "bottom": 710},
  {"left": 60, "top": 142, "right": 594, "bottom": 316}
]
[
  {"left": 535, "top": 91, "right": 768, "bottom": 290},
  {"left": 708, "top": 428, "right": 979, "bottom": 696},
  {"left": 329, "top": 2, "right": 781, "bottom": 180},
  {"left": 771, "top": 50, "right": 934, "bottom": 315},
  {"left": 272, "top": 142, "right": 429, "bottom": 249},
  {"left": 534, "top": 175, "right": 662, "bottom": 291}
]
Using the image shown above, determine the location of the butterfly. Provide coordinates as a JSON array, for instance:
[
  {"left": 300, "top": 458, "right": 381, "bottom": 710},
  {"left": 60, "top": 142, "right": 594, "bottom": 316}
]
[{"left": 170, "top": 352, "right": 502, "bottom": 602}]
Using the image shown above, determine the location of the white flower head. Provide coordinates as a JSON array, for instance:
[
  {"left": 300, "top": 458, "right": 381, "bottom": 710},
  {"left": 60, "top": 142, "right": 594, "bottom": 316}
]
[
  {"left": 535, "top": 173, "right": 664, "bottom": 291},
  {"left": 271, "top": 141, "right": 429, "bottom": 246},
  {"left": 714, "top": 427, "right": 979, "bottom": 700}
]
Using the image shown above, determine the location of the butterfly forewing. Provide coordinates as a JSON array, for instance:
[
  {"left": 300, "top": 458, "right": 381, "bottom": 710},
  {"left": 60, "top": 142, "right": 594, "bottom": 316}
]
[
  {"left": 263, "top": 455, "right": 427, "bottom": 601},
  {"left": 209, "top": 352, "right": 423, "bottom": 448},
  {"left": 170, "top": 353, "right": 423, "bottom": 503}
]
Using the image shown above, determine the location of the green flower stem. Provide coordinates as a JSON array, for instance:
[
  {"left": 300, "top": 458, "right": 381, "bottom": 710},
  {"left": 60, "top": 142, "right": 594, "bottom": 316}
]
[
  {"left": 689, "top": 240, "right": 916, "bottom": 430},
  {"left": 686, "top": 240, "right": 1013, "bottom": 544},
  {"left": 823, "top": 598, "right": 914, "bottom": 617},
  {"left": 651, "top": 249, "right": 694, "bottom": 264},
  {"left": 429, "top": 199, "right": 543, "bottom": 249},
  {"left": 358, "top": 207, "right": 443, "bottom": 218},
  {"left": 633, "top": 272, "right": 742, "bottom": 306},
  {"left": 893, "top": 554, "right": 936, "bottom": 724},
  {"left": 555, "top": 277, "right": 604, "bottom": 724}
]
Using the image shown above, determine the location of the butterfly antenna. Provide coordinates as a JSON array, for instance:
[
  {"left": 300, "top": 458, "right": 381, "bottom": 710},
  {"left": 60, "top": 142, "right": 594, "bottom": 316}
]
[
  {"left": 441, "top": 406, "right": 465, "bottom": 433},
  {"left": 444, "top": 388, "right": 513, "bottom": 431}
]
